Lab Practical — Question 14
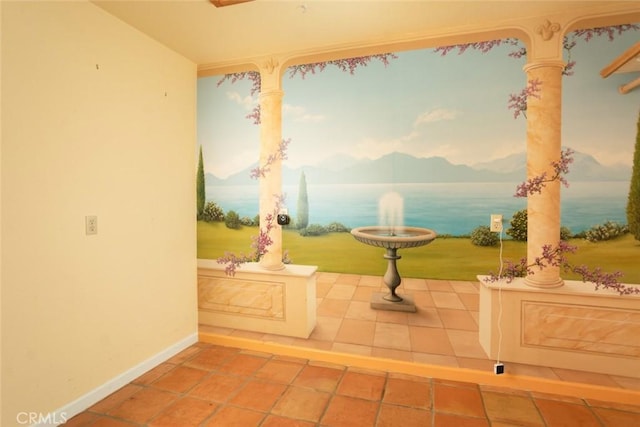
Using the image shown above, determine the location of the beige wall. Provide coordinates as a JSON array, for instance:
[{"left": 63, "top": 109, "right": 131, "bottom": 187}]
[
  {"left": 0, "top": 0, "right": 4, "bottom": 422},
  {"left": 1, "top": 2, "right": 197, "bottom": 425}
]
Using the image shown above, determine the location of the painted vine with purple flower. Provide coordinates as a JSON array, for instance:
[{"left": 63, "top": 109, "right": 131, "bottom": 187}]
[
  {"left": 217, "top": 54, "right": 397, "bottom": 125},
  {"left": 507, "top": 78, "right": 542, "bottom": 119},
  {"left": 214, "top": 54, "right": 398, "bottom": 275},
  {"left": 216, "top": 193, "right": 288, "bottom": 276},
  {"left": 485, "top": 148, "right": 638, "bottom": 295},
  {"left": 212, "top": 26, "right": 640, "bottom": 289},
  {"left": 514, "top": 147, "right": 573, "bottom": 197},
  {"left": 435, "top": 25, "right": 639, "bottom": 116},
  {"left": 251, "top": 138, "right": 290, "bottom": 179},
  {"left": 217, "top": 139, "right": 291, "bottom": 276},
  {"left": 287, "top": 54, "right": 398, "bottom": 79},
  {"left": 217, "top": 71, "right": 262, "bottom": 125}
]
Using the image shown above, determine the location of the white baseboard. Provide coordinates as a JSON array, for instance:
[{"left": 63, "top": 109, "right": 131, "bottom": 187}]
[{"left": 33, "top": 333, "right": 198, "bottom": 427}]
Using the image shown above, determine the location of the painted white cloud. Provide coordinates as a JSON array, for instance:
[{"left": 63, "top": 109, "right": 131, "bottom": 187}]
[
  {"left": 413, "top": 108, "right": 459, "bottom": 127},
  {"left": 226, "top": 91, "right": 256, "bottom": 111},
  {"left": 283, "top": 103, "right": 326, "bottom": 123},
  {"left": 208, "top": 145, "right": 259, "bottom": 179}
]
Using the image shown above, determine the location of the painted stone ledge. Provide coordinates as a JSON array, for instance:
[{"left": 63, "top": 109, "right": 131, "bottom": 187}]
[
  {"left": 478, "top": 276, "right": 640, "bottom": 378},
  {"left": 198, "top": 260, "right": 317, "bottom": 338}
]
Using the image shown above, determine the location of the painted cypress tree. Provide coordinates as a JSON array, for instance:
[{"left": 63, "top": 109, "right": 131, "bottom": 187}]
[
  {"left": 196, "top": 146, "right": 206, "bottom": 220},
  {"left": 627, "top": 111, "right": 640, "bottom": 241},
  {"left": 297, "top": 171, "right": 309, "bottom": 229}
]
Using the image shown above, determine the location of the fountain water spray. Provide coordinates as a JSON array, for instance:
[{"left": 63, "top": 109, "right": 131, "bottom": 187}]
[{"left": 378, "top": 192, "right": 404, "bottom": 235}]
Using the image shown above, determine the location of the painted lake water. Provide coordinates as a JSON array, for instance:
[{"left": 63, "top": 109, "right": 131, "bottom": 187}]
[{"left": 206, "top": 181, "right": 629, "bottom": 236}]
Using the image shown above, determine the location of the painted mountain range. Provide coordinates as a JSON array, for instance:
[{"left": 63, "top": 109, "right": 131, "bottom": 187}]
[{"left": 206, "top": 149, "right": 632, "bottom": 186}]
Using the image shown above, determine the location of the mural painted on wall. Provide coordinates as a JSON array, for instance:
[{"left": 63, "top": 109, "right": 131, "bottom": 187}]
[{"left": 197, "top": 27, "right": 639, "bottom": 268}]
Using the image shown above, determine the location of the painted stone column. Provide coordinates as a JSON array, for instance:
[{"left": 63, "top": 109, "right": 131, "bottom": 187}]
[
  {"left": 523, "top": 59, "right": 565, "bottom": 288},
  {"left": 258, "top": 59, "right": 285, "bottom": 270}
]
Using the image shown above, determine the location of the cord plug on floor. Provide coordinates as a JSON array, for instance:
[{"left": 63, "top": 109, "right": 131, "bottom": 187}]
[{"left": 494, "top": 363, "right": 504, "bottom": 375}]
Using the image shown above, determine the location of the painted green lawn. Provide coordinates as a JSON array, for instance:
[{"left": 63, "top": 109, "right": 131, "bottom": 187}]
[{"left": 197, "top": 221, "right": 640, "bottom": 283}]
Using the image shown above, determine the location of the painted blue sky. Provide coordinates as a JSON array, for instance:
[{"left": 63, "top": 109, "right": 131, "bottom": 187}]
[{"left": 197, "top": 30, "right": 639, "bottom": 179}]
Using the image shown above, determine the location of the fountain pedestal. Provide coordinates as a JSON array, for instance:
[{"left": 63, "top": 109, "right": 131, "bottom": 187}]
[
  {"left": 350, "top": 226, "right": 436, "bottom": 313},
  {"left": 369, "top": 247, "right": 417, "bottom": 312},
  {"left": 383, "top": 248, "right": 402, "bottom": 301}
]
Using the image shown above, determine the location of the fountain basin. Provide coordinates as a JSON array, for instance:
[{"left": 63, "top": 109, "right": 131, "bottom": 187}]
[{"left": 350, "top": 226, "right": 437, "bottom": 249}]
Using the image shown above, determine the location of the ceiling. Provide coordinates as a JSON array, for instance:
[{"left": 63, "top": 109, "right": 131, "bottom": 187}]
[{"left": 92, "top": 0, "right": 640, "bottom": 70}]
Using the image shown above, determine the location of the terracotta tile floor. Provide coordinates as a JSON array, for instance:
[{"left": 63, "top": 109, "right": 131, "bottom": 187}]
[
  {"left": 65, "top": 273, "right": 640, "bottom": 426},
  {"left": 66, "top": 342, "right": 640, "bottom": 426}
]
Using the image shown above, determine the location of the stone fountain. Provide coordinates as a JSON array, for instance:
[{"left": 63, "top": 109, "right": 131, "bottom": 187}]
[{"left": 351, "top": 192, "right": 436, "bottom": 312}]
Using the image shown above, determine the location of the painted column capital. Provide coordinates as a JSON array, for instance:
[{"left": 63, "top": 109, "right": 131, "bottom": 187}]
[
  {"left": 522, "top": 16, "right": 566, "bottom": 62},
  {"left": 257, "top": 56, "right": 285, "bottom": 92}
]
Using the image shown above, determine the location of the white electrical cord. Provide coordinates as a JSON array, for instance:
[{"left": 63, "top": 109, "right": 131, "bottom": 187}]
[{"left": 496, "top": 229, "right": 504, "bottom": 365}]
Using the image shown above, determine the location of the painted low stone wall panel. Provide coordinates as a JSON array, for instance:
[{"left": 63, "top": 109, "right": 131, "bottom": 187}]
[
  {"left": 198, "top": 260, "right": 317, "bottom": 338},
  {"left": 522, "top": 301, "right": 640, "bottom": 358},
  {"left": 199, "top": 278, "right": 285, "bottom": 319},
  {"left": 479, "top": 277, "right": 640, "bottom": 378}
]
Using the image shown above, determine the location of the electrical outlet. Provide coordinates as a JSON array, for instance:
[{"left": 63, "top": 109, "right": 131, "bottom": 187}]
[
  {"left": 494, "top": 362, "right": 505, "bottom": 375},
  {"left": 85, "top": 215, "right": 98, "bottom": 235},
  {"left": 490, "top": 214, "right": 503, "bottom": 232}
]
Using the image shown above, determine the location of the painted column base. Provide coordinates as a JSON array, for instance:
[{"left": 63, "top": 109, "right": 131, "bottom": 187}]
[
  {"left": 198, "top": 260, "right": 317, "bottom": 339},
  {"left": 478, "top": 276, "right": 640, "bottom": 378}
]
